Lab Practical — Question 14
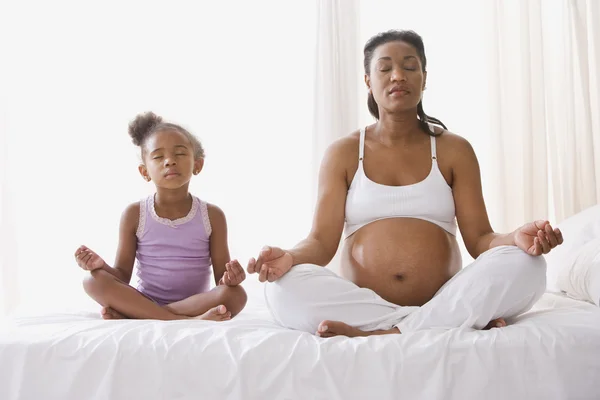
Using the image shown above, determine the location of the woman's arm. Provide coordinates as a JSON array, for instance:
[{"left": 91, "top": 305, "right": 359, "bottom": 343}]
[
  {"left": 247, "top": 136, "right": 355, "bottom": 282},
  {"left": 448, "top": 135, "right": 505, "bottom": 258},
  {"left": 449, "top": 134, "right": 561, "bottom": 258},
  {"left": 287, "top": 138, "right": 352, "bottom": 266}
]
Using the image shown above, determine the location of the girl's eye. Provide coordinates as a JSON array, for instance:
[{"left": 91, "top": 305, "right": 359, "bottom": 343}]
[
  {"left": 153, "top": 156, "right": 163, "bottom": 160},
  {"left": 176, "top": 153, "right": 186, "bottom": 156}
]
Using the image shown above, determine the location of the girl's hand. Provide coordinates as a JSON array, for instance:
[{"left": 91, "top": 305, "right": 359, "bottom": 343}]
[
  {"left": 74, "top": 245, "right": 106, "bottom": 271},
  {"left": 514, "top": 220, "right": 564, "bottom": 256},
  {"left": 220, "top": 259, "right": 246, "bottom": 286}
]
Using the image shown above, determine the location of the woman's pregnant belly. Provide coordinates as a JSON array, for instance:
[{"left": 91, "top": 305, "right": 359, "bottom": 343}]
[{"left": 341, "top": 218, "right": 462, "bottom": 306}]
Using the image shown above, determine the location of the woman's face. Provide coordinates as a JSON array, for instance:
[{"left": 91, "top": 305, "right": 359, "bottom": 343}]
[{"left": 366, "top": 40, "right": 426, "bottom": 114}]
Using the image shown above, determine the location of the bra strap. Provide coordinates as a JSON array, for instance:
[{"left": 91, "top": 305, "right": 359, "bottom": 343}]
[
  {"left": 430, "top": 135, "right": 437, "bottom": 160},
  {"left": 359, "top": 127, "right": 366, "bottom": 161}
]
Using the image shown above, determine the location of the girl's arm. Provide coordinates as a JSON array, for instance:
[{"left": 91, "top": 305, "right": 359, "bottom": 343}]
[
  {"left": 208, "top": 203, "right": 245, "bottom": 286},
  {"left": 98, "top": 202, "right": 139, "bottom": 283}
]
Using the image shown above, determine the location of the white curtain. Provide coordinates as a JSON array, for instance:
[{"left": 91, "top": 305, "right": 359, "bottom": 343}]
[
  {"left": 312, "top": 0, "right": 361, "bottom": 273},
  {"left": 550, "top": 0, "right": 600, "bottom": 221},
  {"left": 486, "top": 0, "right": 600, "bottom": 232}
]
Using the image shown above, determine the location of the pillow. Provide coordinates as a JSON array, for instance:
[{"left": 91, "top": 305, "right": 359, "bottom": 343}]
[
  {"left": 556, "top": 237, "right": 600, "bottom": 306},
  {"left": 544, "top": 204, "right": 600, "bottom": 292}
]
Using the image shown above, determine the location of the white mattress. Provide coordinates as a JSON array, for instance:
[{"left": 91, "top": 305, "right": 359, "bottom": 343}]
[{"left": 1, "top": 290, "right": 600, "bottom": 400}]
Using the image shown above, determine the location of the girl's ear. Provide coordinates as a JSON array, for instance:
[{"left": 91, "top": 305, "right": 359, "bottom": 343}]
[
  {"left": 138, "top": 164, "right": 150, "bottom": 181},
  {"left": 193, "top": 158, "right": 205, "bottom": 175}
]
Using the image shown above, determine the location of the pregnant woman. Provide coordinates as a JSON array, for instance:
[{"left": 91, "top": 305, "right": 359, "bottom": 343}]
[{"left": 247, "top": 29, "right": 562, "bottom": 337}]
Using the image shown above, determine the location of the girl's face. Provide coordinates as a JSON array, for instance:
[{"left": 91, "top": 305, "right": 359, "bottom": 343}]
[{"left": 139, "top": 129, "right": 203, "bottom": 189}]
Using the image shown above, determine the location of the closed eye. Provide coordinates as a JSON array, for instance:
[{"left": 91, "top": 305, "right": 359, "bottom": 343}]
[{"left": 153, "top": 156, "right": 163, "bottom": 160}]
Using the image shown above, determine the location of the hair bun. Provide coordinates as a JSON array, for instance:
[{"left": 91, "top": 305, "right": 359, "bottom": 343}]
[{"left": 128, "top": 111, "right": 163, "bottom": 146}]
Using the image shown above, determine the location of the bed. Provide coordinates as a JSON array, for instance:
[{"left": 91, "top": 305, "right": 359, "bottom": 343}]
[{"left": 1, "top": 286, "right": 600, "bottom": 400}]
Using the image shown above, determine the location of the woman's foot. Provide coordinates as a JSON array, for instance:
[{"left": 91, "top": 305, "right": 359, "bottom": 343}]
[
  {"left": 316, "top": 320, "right": 400, "bottom": 338},
  {"left": 484, "top": 318, "right": 507, "bottom": 330},
  {"left": 101, "top": 307, "right": 126, "bottom": 320},
  {"left": 315, "top": 318, "right": 506, "bottom": 337},
  {"left": 195, "top": 305, "right": 232, "bottom": 321}
]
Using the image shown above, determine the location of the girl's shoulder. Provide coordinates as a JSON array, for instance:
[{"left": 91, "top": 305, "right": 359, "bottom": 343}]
[
  {"left": 204, "top": 202, "right": 226, "bottom": 236},
  {"left": 120, "top": 201, "right": 142, "bottom": 236},
  {"left": 186, "top": 195, "right": 216, "bottom": 237}
]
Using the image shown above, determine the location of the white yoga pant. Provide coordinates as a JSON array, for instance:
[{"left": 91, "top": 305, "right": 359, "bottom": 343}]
[{"left": 264, "top": 245, "right": 547, "bottom": 333}]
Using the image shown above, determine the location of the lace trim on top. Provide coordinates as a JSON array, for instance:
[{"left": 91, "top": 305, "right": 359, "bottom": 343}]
[
  {"left": 149, "top": 194, "right": 200, "bottom": 228},
  {"left": 136, "top": 199, "right": 147, "bottom": 239},
  {"left": 200, "top": 200, "right": 212, "bottom": 237}
]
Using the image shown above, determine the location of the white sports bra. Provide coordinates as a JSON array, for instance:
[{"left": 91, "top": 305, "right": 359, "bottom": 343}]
[{"left": 344, "top": 125, "right": 457, "bottom": 238}]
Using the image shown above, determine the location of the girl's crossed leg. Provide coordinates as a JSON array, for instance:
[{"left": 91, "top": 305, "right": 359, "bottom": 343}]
[{"left": 83, "top": 269, "right": 247, "bottom": 321}]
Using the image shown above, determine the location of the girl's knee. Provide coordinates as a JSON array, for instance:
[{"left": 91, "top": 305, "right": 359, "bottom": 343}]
[
  {"left": 214, "top": 285, "right": 247, "bottom": 316},
  {"left": 82, "top": 270, "right": 123, "bottom": 307},
  {"left": 82, "top": 269, "right": 114, "bottom": 298}
]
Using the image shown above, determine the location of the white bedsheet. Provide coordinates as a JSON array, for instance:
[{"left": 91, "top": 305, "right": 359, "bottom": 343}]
[{"left": 1, "top": 290, "right": 600, "bottom": 400}]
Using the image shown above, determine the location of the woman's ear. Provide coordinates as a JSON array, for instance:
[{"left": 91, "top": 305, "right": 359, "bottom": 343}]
[
  {"left": 138, "top": 164, "right": 150, "bottom": 181},
  {"left": 364, "top": 74, "right": 371, "bottom": 93},
  {"left": 193, "top": 158, "right": 205, "bottom": 175}
]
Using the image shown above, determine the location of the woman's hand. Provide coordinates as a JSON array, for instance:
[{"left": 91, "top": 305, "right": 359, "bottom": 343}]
[
  {"left": 247, "top": 246, "right": 293, "bottom": 282},
  {"left": 514, "top": 220, "right": 563, "bottom": 256},
  {"left": 75, "top": 245, "right": 106, "bottom": 271},
  {"left": 219, "top": 260, "right": 246, "bottom": 286}
]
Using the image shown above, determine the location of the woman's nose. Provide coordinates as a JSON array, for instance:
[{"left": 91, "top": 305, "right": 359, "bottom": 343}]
[{"left": 390, "top": 67, "right": 406, "bottom": 82}]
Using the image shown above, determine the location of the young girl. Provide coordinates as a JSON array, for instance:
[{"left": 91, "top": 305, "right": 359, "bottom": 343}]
[{"left": 76, "top": 112, "right": 247, "bottom": 321}]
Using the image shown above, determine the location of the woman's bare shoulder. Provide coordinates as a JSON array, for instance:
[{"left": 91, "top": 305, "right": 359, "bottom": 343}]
[
  {"left": 324, "top": 129, "right": 362, "bottom": 162},
  {"left": 434, "top": 127, "right": 475, "bottom": 155}
]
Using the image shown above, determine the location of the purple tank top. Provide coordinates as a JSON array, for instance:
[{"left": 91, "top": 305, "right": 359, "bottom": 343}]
[{"left": 134, "top": 194, "right": 212, "bottom": 305}]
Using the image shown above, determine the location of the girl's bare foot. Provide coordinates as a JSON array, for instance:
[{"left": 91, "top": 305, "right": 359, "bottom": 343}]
[
  {"left": 195, "top": 305, "right": 232, "bottom": 321},
  {"left": 484, "top": 318, "right": 507, "bottom": 330},
  {"left": 101, "top": 307, "right": 126, "bottom": 320}
]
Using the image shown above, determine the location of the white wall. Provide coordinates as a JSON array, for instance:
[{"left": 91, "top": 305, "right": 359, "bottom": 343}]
[{"left": 0, "top": 1, "right": 317, "bottom": 310}]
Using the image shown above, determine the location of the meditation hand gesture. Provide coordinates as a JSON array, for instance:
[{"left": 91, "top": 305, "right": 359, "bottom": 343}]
[
  {"left": 514, "top": 220, "right": 563, "bottom": 256},
  {"left": 75, "top": 245, "right": 106, "bottom": 271},
  {"left": 219, "top": 260, "right": 246, "bottom": 286},
  {"left": 247, "top": 246, "right": 293, "bottom": 282}
]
